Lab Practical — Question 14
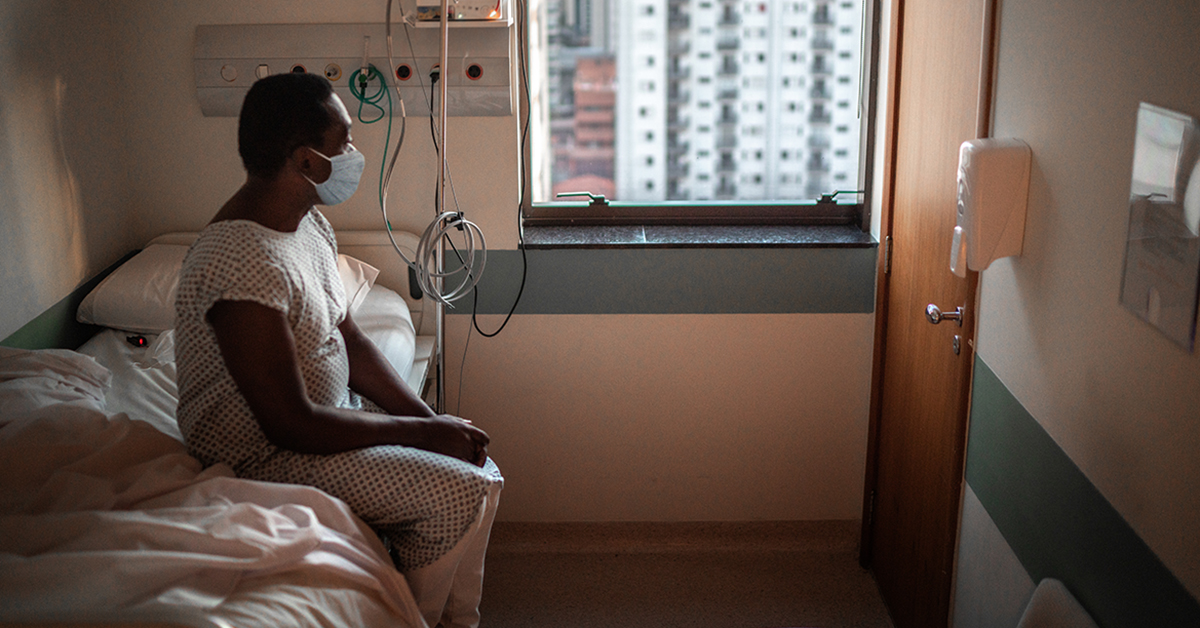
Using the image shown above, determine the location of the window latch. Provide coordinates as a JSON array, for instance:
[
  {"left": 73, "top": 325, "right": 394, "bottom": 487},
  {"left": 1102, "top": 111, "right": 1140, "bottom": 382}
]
[
  {"left": 555, "top": 191, "right": 610, "bottom": 208},
  {"left": 817, "top": 189, "right": 864, "bottom": 205}
]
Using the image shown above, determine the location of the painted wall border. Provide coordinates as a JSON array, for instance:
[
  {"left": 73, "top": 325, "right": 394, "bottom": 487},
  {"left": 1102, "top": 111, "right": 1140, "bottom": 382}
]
[
  {"left": 453, "top": 247, "right": 877, "bottom": 315},
  {"left": 965, "top": 356, "right": 1200, "bottom": 626}
]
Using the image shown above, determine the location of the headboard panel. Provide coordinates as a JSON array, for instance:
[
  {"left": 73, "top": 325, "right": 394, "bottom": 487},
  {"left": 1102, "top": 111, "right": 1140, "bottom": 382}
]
[
  {"left": 0, "top": 252, "right": 137, "bottom": 351},
  {"left": 333, "top": 231, "right": 436, "bottom": 337}
]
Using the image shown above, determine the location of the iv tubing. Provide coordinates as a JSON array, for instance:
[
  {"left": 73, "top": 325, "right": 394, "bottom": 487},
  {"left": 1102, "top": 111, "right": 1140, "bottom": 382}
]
[{"left": 381, "top": 0, "right": 486, "bottom": 310}]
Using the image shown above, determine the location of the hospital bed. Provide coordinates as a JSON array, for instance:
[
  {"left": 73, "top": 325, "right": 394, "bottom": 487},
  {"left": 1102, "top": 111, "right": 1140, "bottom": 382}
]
[{"left": 0, "top": 230, "right": 437, "bottom": 628}]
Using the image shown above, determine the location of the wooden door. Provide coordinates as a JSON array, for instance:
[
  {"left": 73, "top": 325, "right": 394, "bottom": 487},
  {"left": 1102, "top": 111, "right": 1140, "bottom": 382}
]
[{"left": 861, "top": 0, "right": 996, "bottom": 626}]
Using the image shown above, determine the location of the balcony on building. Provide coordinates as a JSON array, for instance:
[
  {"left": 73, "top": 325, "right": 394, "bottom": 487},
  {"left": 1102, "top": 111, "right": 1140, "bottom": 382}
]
[
  {"left": 807, "top": 156, "right": 831, "bottom": 173},
  {"left": 717, "top": 60, "right": 740, "bottom": 76},
  {"left": 669, "top": 13, "right": 690, "bottom": 30},
  {"left": 813, "top": 4, "right": 833, "bottom": 25},
  {"left": 812, "top": 35, "right": 834, "bottom": 50},
  {"left": 716, "top": 36, "right": 740, "bottom": 51},
  {"left": 666, "top": 182, "right": 689, "bottom": 201},
  {"left": 667, "top": 110, "right": 690, "bottom": 130},
  {"left": 668, "top": 86, "right": 690, "bottom": 105},
  {"left": 668, "top": 65, "right": 691, "bottom": 80},
  {"left": 715, "top": 181, "right": 738, "bottom": 198}
]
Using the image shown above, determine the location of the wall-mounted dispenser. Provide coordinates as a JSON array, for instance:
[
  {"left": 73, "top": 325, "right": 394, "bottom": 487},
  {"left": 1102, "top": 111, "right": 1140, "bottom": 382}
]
[
  {"left": 194, "top": 22, "right": 513, "bottom": 118},
  {"left": 950, "top": 138, "right": 1032, "bottom": 277}
]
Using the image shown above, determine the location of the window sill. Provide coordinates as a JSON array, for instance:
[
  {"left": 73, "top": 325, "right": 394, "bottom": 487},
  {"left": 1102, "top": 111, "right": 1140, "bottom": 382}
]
[{"left": 521, "top": 223, "right": 876, "bottom": 249}]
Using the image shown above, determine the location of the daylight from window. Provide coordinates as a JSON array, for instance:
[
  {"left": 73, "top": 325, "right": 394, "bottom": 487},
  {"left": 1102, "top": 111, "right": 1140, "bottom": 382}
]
[{"left": 532, "top": 0, "right": 864, "bottom": 204}]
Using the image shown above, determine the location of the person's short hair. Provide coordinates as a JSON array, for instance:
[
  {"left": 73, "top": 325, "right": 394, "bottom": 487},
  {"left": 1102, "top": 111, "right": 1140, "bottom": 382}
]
[{"left": 238, "top": 73, "right": 336, "bottom": 178}]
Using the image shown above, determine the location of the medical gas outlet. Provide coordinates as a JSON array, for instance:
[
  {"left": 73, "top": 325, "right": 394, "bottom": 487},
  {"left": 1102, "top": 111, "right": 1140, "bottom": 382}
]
[{"left": 194, "top": 22, "right": 513, "bottom": 118}]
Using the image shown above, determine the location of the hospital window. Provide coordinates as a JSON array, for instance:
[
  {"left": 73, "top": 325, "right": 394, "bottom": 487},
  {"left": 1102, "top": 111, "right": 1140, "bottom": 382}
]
[{"left": 525, "top": 0, "right": 878, "bottom": 228}]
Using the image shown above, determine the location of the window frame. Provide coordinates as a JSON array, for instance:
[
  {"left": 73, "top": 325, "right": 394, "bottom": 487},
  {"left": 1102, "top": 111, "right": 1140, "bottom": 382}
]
[{"left": 521, "top": 0, "right": 883, "bottom": 231}]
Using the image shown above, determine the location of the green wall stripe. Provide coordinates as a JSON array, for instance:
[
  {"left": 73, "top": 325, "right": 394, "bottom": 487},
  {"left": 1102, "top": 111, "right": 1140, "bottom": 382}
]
[
  {"left": 1, "top": 252, "right": 136, "bottom": 351},
  {"left": 966, "top": 356, "right": 1200, "bottom": 627},
  {"left": 450, "top": 247, "right": 877, "bottom": 315}
]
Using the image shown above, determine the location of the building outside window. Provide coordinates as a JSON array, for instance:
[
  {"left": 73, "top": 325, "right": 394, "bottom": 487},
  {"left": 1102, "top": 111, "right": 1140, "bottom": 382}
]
[{"left": 531, "top": 0, "right": 867, "bottom": 216}]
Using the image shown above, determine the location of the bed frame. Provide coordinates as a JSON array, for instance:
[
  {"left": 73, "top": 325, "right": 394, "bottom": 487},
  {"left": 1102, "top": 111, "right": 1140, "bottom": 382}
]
[{"left": 0, "top": 252, "right": 138, "bottom": 351}]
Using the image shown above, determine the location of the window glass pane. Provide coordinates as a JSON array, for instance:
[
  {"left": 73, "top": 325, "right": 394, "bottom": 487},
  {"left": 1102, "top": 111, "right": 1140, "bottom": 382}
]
[{"left": 532, "top": 0, "right": 864, "bottom": 204}]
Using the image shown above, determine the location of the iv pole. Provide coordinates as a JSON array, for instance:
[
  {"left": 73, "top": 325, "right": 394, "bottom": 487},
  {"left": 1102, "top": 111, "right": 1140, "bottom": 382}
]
[{"left": 435, "top": 0, "right": 450, "bottom": 413}]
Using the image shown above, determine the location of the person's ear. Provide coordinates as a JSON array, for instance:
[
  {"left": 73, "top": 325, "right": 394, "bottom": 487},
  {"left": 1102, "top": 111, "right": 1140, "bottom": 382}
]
[{"left": 292, "top": 146, "right": 330, "bottom": 183}]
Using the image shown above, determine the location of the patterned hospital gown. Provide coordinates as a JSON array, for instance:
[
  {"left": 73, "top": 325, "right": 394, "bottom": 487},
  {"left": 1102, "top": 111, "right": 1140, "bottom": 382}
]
[{"left": 174, "top": 209, "right": 501, "bottom": 570}]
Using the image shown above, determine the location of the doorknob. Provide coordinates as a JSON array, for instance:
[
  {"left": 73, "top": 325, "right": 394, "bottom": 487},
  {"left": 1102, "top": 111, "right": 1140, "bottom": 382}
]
[{"left": 926, "top": 304, "right": 964, "bottom": 326}]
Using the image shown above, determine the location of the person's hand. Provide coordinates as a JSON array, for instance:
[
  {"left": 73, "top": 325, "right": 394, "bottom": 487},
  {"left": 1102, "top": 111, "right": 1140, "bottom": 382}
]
[{"left": 416, "top": 414, "right": 490, "bottom": 466}]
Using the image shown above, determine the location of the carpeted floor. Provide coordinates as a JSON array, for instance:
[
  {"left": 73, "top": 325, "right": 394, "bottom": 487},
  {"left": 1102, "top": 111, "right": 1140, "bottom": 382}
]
[{"left": 478, "top": 521, "right": 894, "bottom": 628}]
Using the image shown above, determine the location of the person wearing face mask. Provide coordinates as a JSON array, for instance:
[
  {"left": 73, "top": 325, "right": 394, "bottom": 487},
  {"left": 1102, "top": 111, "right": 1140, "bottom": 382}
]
[{"left": 174, "top": 73, "right": 502, "bottom": 628}]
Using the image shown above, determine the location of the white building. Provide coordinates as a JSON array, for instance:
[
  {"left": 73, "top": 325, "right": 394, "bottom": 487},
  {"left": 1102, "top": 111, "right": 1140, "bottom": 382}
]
[{"left": 611, "top": 0, "right": 863, "bottom": 202}]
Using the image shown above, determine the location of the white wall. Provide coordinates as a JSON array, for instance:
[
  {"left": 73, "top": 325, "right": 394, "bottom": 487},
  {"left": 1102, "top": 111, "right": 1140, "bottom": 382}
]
[
  {"left": 0, "top": 1, "right": 136, "bottom": 340},
  {"left": 448, "top": 313, "right": 874, "bottom": 521},
  {"left": 959, "top": 0, "right": 1200, "bottom": 613},
  {"left": 109, "top": 0, "right": 521, "bottom": 247},
  {"left": 1, "top": 0, "right": 877, "bottom": 524}
]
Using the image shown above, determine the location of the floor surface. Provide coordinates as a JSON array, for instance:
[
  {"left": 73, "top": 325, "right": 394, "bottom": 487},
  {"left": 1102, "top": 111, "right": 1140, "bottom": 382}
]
[{"left": 478, "top": 521, "right": 894, "bottom": 628}]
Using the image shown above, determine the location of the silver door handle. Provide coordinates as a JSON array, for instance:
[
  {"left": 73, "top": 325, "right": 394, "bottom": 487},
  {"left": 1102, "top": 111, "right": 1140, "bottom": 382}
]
[{"left": 926, "top": 304, "right": 964, "bottom": 326}]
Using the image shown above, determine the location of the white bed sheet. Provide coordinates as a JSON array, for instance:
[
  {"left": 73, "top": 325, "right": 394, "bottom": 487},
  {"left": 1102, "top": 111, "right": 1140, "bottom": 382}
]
[
  {"left": 77, "top": 329, "right": 181, "bottom": 440},
  {"left": 0, "top": 280, "right": 431, "bottom": 627},
  {"left": 74, "top": 283, "right": 421, "bottom": 443},
  {"left": 0, "top": 405, "right": 426, "bottom": 627}
]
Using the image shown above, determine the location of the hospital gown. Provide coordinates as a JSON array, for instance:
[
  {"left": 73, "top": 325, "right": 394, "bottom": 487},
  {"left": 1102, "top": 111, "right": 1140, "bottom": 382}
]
[{"left": 174, "top": 209, "right": 502, "bottom": 571}]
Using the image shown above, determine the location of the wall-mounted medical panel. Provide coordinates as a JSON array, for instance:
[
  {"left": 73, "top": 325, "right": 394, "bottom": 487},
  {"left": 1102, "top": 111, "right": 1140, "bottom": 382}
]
[{"left": 194, "top": 23, "right": 513, "bottom": 117}]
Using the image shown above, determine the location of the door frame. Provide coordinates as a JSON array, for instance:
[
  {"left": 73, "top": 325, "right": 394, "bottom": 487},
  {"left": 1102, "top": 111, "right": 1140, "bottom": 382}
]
[{"left": 858, "top": 0, "right": 1000, "bottom": 598}]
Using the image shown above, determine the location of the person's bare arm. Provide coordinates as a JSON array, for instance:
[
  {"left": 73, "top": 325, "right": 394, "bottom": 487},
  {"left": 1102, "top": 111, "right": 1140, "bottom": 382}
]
[
  {"left": 339, "top": 312, "right": 435, "bottom": 418},
  {"left": 206, "top": 300, "right": 488, "bottom": 465}
]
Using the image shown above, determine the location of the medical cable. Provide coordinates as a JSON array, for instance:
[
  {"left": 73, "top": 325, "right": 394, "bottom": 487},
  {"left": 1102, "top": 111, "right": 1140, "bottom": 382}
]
[
  {"left": 371, "top": 0, "right": 486, "bottom": 307},
  {"left": 348, "top": 66, "right": 388, "bottom": 123},
  {"left": 468, "top": 0, "right": 530, "bottom": 339}
]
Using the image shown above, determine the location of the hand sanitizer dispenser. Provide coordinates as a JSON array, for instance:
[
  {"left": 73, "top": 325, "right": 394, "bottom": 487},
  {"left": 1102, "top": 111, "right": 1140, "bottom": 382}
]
[{"left": 950, "top": 138, "right": 1032, "bottom": 277}]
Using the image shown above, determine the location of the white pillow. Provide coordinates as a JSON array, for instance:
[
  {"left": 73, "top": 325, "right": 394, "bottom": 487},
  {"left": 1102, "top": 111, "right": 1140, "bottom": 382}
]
[
  {"left": 78, "top": 243, "right": 381, "bottom": 332},
  {"left": 354, "top": 285, "right": 417, "bottom": 384},
  {"left": 77, "top": 244, "right": 187, "bottom": 333},
  {"left": 338, "top": 254, "right": 381, "bottom": 314}
]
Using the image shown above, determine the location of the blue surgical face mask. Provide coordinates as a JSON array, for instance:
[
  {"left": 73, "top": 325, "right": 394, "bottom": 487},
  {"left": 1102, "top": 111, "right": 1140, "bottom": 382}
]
[{"left": 303, "top": 144, "right": 365, "bottom": 206}]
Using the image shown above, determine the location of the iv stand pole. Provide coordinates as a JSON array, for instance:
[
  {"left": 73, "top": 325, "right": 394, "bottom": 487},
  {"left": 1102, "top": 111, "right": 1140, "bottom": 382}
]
[{"left": 434, "top": 0, "right": 451, "bottom": 413}]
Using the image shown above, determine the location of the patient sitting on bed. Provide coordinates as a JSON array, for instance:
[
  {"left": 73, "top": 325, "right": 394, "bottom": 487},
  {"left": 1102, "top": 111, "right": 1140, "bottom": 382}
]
[{"left": 173, "top": 72, "right": 502, "bottom": 628}]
